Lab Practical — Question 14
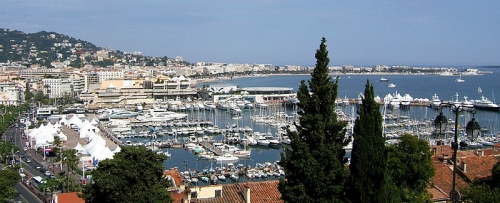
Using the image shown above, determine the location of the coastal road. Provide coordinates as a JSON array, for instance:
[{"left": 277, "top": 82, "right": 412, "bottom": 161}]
[
  {"left": 14, "top": 183, "right": 43, "bottom": 203},
  {"left": 5, "top": 125, "right": 45, "bottom": 203}
]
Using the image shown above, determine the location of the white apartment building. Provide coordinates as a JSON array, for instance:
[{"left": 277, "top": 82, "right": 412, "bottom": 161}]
[
  {"left": 0, "top": 82, "right": 22, "bottom": 106},
  {"left": 97, "top": 70, "right": 124, "bottom": 82},
  {"left": 69, "top": 73, "right": 86, "bottom": 94},
  {"left": 42, "top": 78, "right": 72, "bottom": 98}
]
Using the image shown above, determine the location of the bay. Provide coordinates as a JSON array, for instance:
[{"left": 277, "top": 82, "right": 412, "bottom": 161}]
[{"left": 160, "top": 67, "right": 499, "bottom": 180}]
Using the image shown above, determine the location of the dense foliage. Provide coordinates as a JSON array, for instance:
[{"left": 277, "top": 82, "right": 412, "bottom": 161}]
[
  {"left": 0, "top": 28, "right": 99, "bottom": 63},
  {"left": 0, "top": 141, "right": 19, "bottom": 165},
  {"left": 386, "top": 134, "right": 435, "bottom": 202},
  {"left": 0, "top": 168, "right": 19, "bottom": 203},
  {"left": 348, "top": 81, "right": 394, "bottom": 203},
  {"left": 462, "top": 160, "right": 500, "bottom": 202},
  {"left": 80, "top": 146, "right": 172, "bottom": 203},
  {"left": 279, "top": 37, "right": 349, "bottom": 203}
]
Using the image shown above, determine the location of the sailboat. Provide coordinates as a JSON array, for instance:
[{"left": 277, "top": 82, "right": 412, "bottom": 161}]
[{"left": 455, "top": 72, "right": 464, "bottom": 82}]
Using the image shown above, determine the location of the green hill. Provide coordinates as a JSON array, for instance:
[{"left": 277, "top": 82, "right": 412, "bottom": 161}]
[{"left": 0, "top": 28, "right": 101, "bottom": 66}]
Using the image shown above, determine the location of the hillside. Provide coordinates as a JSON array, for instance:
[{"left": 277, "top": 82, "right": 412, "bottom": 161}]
[{"left": 0, "top": 28, "right": 100, "bottom": 66}]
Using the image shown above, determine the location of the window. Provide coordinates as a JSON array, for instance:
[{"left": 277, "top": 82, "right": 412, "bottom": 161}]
[{"left": 215, "top": 189, "right": 222, "bottom": 197}]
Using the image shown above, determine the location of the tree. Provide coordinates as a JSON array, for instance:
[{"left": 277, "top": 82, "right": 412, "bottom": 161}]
[
  {"left": 0, "top": 141, "right": 19, "bottom": 165},
  {"left": 0, "top": 168, "right": 19, "bottom": 203},
  {"left": 80, "top": 146, "right": 172, "bottom": 203},
  {"left": 348, "top": 80, "right": 394, "bottom": 203},
  {"left": 463, "top": 184, "right": 500, "bottom": 203},
  {"left": 386, "top": 134, "right": 435, "bottom": 202},
  {"left": 61, "top": 149, "right": 79, "bottom": 192},
  {"left": 462, "top": 160, "right": 500, "bottom": 202},
  {"left": 279, "top": 37, "right": 349, "bottom": 203}
]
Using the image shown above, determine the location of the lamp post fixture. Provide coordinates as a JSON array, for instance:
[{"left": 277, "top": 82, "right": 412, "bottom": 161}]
[
  {"left": 435, "top": 105, "right": 482, "bottom": 203},
  {"left": 434, "top": 106, "right": 448, "bottom": 141},
  {"left": 465, "top": 109, "right": 481, "bottom": 142}
]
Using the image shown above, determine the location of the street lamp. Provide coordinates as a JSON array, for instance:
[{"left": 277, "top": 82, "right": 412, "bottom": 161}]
[
  {"left": 434, "top": 107, "right": 448, "bottom": 141},
  {"left": 466, "top": 109, "right": 481, "bottom": 142},
  {"left": 442, "top": 106, "right": 481, "bottom": 203}
]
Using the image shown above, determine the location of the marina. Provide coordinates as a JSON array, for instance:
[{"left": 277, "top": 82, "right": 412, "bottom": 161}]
[{"left": 38, "top": 68, "right": 500, "bottom": 186}]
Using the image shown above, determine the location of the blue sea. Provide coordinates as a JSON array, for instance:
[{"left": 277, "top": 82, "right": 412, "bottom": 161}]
[{"left": 159, "top": 67, "right": 500, "bottom": 179}]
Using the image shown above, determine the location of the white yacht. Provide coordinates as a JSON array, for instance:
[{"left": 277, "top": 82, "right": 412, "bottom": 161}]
[
  {"left": 229, "top": 106, "right": 242, "bottom": 116},
  {"left": 388, "top": 83, "right": 396, "bottom": 88},
  {"left": 430, "top": 93, "right": 441, "bottom": 108},
  {"left": 257, "top": 136, "right": 270, "bottom": 146},
  {"left": 472, "top": 96, "right": 500, "bottom": 111},
  {"left": 380, "top": 77, "right": 389, "bottom": 82},
  {"left": 214, "top": 154, "right": 239, "bottom": 163},
  {"left": 461, "top": 96, "right": 474, "bottom": 109}
]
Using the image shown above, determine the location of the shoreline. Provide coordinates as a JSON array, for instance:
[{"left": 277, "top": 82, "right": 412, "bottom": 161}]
[{"left": 192, "top": 72, "right": 476, "bottom": 85}]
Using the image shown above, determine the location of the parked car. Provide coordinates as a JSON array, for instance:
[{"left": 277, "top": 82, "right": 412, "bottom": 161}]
[
  {"left": 44, "top": 170, "right": 52, "bottom": 177},
  {"left": 25, "top": 158, "right": 32, "bottom": 163}
]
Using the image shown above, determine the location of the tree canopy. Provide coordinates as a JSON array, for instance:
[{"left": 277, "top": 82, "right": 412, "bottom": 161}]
[
  {"left": 386, "top": 134, "right": 435, "bottom": 202},
  {"left": 348, "top": 80, "right": 394, "bottom": 203},
  {"left": 279, "top": 37, "right": 349, "bottom": 203},
  {"left": 0, "top": 168, "right": 19, "bottom": 203},
  {"left": 80, "top": 146, "right": 172, "bottom": 203}
]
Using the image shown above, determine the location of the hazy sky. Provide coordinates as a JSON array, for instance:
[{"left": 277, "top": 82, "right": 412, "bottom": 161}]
[{"left": 1, "top": 1, "right": 499, "bottom": 66}]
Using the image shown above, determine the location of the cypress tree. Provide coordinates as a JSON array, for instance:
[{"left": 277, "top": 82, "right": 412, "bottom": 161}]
[
  {"left": 279, "top": 37, "right": 349, "bottom": 203},
  {"left": 347, "top": 80, "right": 393, "bottom": 203}
]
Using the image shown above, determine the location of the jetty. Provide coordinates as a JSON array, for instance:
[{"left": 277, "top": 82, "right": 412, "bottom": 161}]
[{"left": 198, "top": 141, "right": 224, "bottom": 156}]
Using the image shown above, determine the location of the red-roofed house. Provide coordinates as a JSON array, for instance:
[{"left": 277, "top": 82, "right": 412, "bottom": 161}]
[
  {"left": 177, "top": 180, "right": 283, "bottom": 203},
  {"left": 54, "top": 192, "right": 85, "bottom": 203}
]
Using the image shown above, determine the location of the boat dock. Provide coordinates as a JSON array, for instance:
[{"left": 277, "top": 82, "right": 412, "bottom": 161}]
[{"left": 198, "top": 141, "right": 224, "bottom": 156}]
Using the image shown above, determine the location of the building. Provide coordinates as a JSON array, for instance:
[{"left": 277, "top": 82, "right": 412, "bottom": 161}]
[
  {"left": 53, "top": 192, "right": 85, "bottom": 203},
  {"left": 42, "top": 78, "right": 72, "bottom": 98},
  {"left": 86, "top": 75, "right": 197, "bottom": 105},
  {"left": 429, "top": 145, "right": 500, "bottom": 202},
  {"left": 163, "top": 168, "right": 283, "bottom": 203},
  {"left": 19, "top": 67, "right": 68, "bottom": 79},
  {"left": 0, "top": 81, "right": 22, "bottom": 106}
]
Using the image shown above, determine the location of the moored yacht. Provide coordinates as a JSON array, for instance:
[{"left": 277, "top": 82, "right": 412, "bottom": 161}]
[
  {"left": 430, "top": 93, "right": 442, "bottom": 109},
  {"left": 472, "top": 96, "right": 500, "bottom": 111}
]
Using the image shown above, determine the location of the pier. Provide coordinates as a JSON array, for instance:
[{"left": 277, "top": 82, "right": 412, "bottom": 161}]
[{"left": 198, "top": 141, "right": 224, "bottom": 156}]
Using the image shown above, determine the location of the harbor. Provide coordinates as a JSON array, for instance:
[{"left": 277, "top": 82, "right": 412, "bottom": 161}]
[{"left": 28, "top": 69, "right": 500, "bottom": 187}]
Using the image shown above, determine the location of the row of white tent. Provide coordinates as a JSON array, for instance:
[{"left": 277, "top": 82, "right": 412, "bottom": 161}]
[{"left": 25, "top": 115, "right": 119, "bottom": 161}]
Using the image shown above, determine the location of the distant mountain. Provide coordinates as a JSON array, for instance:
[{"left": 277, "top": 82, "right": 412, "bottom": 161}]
[{"left": 0, "top": 28, "right": 101, "bottom": 66}]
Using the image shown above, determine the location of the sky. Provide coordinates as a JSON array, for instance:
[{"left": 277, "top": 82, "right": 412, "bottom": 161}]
[{"left": 1, "top": 0, "right": 499, "bottom": 66}]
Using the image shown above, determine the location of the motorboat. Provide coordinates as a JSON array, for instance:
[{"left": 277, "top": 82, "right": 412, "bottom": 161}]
[
  {"left": 388, "top": 83, "right": 396, "bottom": 88},
  {"left": 430, "top": 93, "right": 441, "bottom": 108},
  {"left": 461, "top": 96, "right": 474, "bottom": 109},
  {"left": 257, "top": 136, "right": 270, "bottom": 146},
  {"left": 472, "top": 96, "right": 500, "bottom": 111},
  {"left": 214, "top": 154, "right": 239, "bottom": 163},
  {"left": 380, "top": 77, "right": 389, "bottom": 82},
  {"left": 229, "top": 106, "right": 242, "bottom": 116}
]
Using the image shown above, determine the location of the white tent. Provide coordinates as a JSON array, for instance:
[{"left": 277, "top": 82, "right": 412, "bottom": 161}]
[
  {"left": 73, "top": 143, "right": 88, "bottom": 155},
  {"left": 83, "top": 136, "right": 106, "bottom": 156},
  {"left": 92, "top": 146, "right": 115, "bottom": 161},
  {"left": 67, "top": 116, "right": 83, "bottom": 129},
  {"left": 59, "top": 117, "right": 68, "bottom": 125},
  {"left": 56, "top": 131, "right": 67, "bottom": 141}
]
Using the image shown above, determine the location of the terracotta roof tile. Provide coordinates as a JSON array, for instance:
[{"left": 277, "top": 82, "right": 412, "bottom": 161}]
[
  {"left": 427, "top": 186, "right": 449, "bottom": 201},
  {"left": 164, "top": 168, "right": 184, "bottom": 188},
  {"left": 169, "top": 190, "right": 185, "bottom": 203},
  {"left": 57, "top": 192, "right": 85, "bottom": 203},
  {"left": 432, "top": 160, "right": 468, "bottom": 199},
  {"left": 457, "top": 156, "right": 499, "bottom": 182},
  {"left": 192, "top": 180, "right": 283, "bottom": 203}
]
